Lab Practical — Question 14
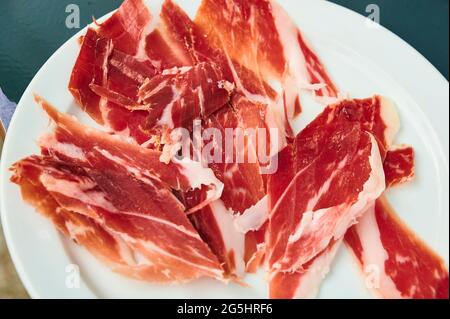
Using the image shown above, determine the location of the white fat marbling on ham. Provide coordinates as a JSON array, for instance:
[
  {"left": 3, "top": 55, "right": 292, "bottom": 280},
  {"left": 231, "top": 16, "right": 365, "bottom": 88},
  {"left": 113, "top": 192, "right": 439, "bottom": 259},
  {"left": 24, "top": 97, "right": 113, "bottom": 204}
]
[
  {"left": 271, "top": 2, "right": 312, "bottom": 120},
  {"left": 127, "top": 234, "right": 224, "bottom": 279},
  {"left": 379, "top": 97, "right": 400, "bottom": 147},
  {"left": 41, "top": 173, "right": 201, "bottom": 240},
  {"left": 162, "top": 66, "right": 193, "bottom": 75},
  {"left": 134, "top": 0, "right": 162, "bottom": 62},
  {"left": 224, "top": 51, "right": 271, "bottom": 105},
  {"left": 39, "top": 134, "right": 87, "bottom": 162},
  {"left": 173, "top": 157, "right": 224, "bottom": 209},
  {"left": 234, "top": 195, "right": 268, "bottom": 234},
  {"left": 65, "top": 221, "right": 95, "bottom": 239},
  {"left": 156, "top": 84, "right": 181, "bottom": 129},
  {"left": 95, "top": 148, "right": 163, "bottom": 184},
  {"left": 334, "top": 134, "right": 386, "bottom": 238},
  {"left": 209, "top": 200, "right": 246, "bottom": 277},
  {"left": 41, "top": 173, "right": 117, "bottom": 212},
  {"left": 284, "top": 134, "right": 385, "bottom": 271},
  {"left": 292, "top": 239, "right": 343, "bottom": 299}
]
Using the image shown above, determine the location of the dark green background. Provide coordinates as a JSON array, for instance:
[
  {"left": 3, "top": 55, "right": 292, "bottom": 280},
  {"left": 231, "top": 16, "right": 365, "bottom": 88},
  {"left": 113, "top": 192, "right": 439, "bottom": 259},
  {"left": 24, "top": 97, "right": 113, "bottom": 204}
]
[{"left": 0, "top": 0, "right": 448, "bottom": 103}]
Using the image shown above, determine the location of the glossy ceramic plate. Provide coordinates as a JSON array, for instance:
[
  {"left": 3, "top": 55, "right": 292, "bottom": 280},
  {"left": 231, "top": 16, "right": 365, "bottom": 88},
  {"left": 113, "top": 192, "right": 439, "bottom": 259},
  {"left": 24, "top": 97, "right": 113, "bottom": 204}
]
[{"left": 1, "top": 0, "right": 448, "bottom": 298}]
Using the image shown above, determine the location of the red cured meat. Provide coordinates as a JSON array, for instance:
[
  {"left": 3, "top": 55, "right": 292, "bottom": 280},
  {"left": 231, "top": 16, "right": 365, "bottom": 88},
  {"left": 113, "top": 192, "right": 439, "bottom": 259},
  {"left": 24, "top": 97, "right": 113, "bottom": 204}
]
[
  {"left": 181, "top": 94, "right": 275, "bottom": 276},
  {"left": 310, "top": 96, "right": 400, "bottom": 157},
  {"left": 36, "top": 95, "right": 223, "bottom": 214},
  {"left": 137, "top": 63, "right": 232, "bottom": 129},
  {"left": 345, "top": 197, "right": 449, "bottom": 299},
  {"left": 384, "top": 146, "right": 415, "bottom": 188},
  {"left": 269, "top": 240, "right": 342, "bottom": 299},
  {"left": 95, "top": 0, "right": 153, "bottom": 57},
  {"left": 9, "top": 161, "right": 153, "bottom": 278},
  {"left": 11, "top": 156, "right": 224, "bottom": 283},
  {"left": 69, "top": 0, "right": 235, "bottom": 142},
  {"left": 10, "top": 97, "right": 227, "bottom": 283},
  {"left": 203, "top": 99, "right": 267, "bottom": 214},
  {"left": 69, "top": 28, "right": 156, "bottom": 144},
  {"left": 195, "top": 0, "right": 338, "bottom": 125},
  {"left": 69, "top": 28, "right": 103, "bottom": 123},
  {"left": 267, "top": 122, "right": 385, "bottom": 273},
  {"left": 266, "top": 96, "right": 401, "bottom": 298}
]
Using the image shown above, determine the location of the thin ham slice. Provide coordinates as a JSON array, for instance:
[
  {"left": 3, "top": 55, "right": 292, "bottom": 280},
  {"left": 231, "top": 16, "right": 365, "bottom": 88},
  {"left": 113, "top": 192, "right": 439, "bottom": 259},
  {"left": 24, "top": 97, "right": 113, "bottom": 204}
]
[
  {"left": 11, "top": 156, "right": 224, "bottom": 283},
  {"left": 268, "top": 239, "right": 342, "bottom": 299},
  {"left": 70, "top": 0, "right": 234, "bottom": 142},
  {"left": 180, "top": 94, "right": 272, "bottom": 276},
  {"left": 345, "top": 196, "right": 449, "bottom": 299},
  {"left": 137, "top": 63, "right": 232, "bottom": 129},
  {"left": 267, "top": 96, "right": 399, "bottom": 298},
  {"left": 11, "top": 96, "right": 227, "bottom": 283},
  {"left": 384, "top": 146, "right": 415, "bottom": 188},
  {"left": 195, "top": 0, "right": 338, "bottom": 128},
  {"left": 267, "top": 121, "right": 385, "bottom": 273},
  {"left": 267, "top": 96, "right": 447, "bottom": 299},
  {"left": 69, "top": 28, "right": 156, "bottom": 144}
]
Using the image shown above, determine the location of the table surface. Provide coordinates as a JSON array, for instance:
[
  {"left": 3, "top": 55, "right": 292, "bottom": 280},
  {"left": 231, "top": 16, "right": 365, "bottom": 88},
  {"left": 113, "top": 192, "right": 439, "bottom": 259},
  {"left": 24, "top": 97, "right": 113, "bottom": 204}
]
[{"left": 0, "top": 0, "right": 448, "bottom": 299}]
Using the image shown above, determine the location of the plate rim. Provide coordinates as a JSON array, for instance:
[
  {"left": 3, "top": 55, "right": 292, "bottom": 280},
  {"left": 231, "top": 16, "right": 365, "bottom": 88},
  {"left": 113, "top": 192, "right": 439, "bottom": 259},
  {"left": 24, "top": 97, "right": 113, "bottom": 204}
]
[{"left": 1, "top": 0, "right": 448, "bottom": 299}]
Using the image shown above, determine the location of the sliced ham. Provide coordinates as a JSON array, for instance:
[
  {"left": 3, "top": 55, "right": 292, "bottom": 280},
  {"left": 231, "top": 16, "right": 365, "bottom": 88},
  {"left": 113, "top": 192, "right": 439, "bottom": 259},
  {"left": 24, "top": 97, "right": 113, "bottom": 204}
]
[
  {"left": 266, "top": 96, "right": 400, "bottom": 298},
  {"left": 137, "top": 63, "right": 232, "bottom": 129},
  {"left": 69, "top": 28, "right": 157, "bottom": 144},
  {"left": 10, "top": 96, "right": 228, "bottom": 283},
  {"left": 11, "top": 156, "right": 224, "bottom": 283},
  {"left": 70, "top": 0, "right": 234, "bottom": 142},
  {"left": 181, "top": 95, "right": 272, "bottom": 276},
  {"left": 384, "top": 146, "right": 415, "bottom": 188},
  {"left": 269, "top": 240, "right": 342, "bottom": 299},
  {"left": 14, "top": 0, "right": 447, "bottom": 299},
  {"left": 195, "top": 0, "right": 338, "bottom": 128},
  {"left": 35, "top": 96, "right": 223, "bottom": 205},
  {"left": 345, "top": 197, "right": 449, "bottom": 299},
  {"left": 267, "top": 122, "right": 385, "bottom": 273}
]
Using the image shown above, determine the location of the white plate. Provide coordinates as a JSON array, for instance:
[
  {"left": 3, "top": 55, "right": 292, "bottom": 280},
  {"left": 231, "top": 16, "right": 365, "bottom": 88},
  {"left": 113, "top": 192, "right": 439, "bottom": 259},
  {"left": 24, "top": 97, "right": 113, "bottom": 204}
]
[{"left": 1, "top": 0, "right": 448, "bottom": 299}]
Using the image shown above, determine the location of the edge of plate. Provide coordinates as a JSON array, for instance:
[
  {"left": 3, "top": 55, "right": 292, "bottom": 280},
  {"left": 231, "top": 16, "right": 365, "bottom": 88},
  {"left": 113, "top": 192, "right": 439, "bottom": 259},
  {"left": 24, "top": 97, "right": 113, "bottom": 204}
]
[{"left": 1, "top": 0, "right": 448, "bottom": 298}]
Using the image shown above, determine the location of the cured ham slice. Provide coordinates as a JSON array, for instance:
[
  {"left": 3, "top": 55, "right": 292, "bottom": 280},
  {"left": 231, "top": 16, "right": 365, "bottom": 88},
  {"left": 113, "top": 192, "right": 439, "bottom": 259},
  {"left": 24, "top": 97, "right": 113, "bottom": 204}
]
[
  {"left": 181, "top": 94, "right": 275, "bottom": 276},
  {"left": 137, "top": 63, "right": 232, "bottom": 129},
  {"left": 267, "top": 122, "right": 385, "bottom": 273},
  {"left": 94, "top": 0, "right": 153, "bottom": 57},
  {"left": 195, "top": 0, "right": 338, "bottom": 126},
  {"left": 384, "top": 146, "right": 415, "bottom": 188},
  {"left": 70, "top": 0, "right": 234, "bottom": 142},
  {"left": 10, "top": 96, "right": 227, "bottom": 283},
  {"left": 69, "top": 28, "right": 156, "bottom": 144},
  {"left": 12, "top": 156, "right": 224, "bottom": 283},
  {"left": 34, "top": 96, "right": 223, "bottom": 205},
  {"left": 269, "top": 240, "right": 342, "bottom": 299},
  {"left": 203, "top": 99, "right": 267, "bottom": 214},
  {"left": 184, "top": 192, "right": 246, "bottom": 277},
  {"left": 266, "top": 96, "right": 400, "bottom": 298},
  {"left": 309, "top": 96, "right": 400, "bottom": 156},
  {"left": 345, "top": 197, "right": 449, "bottom": 299}
]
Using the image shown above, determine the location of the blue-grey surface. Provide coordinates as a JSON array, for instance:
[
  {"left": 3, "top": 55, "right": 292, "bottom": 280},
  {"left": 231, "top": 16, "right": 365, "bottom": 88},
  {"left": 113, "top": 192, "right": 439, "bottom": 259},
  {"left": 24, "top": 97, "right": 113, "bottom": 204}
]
[{"left": 0, "top": 88, "right": 16, "bottom": 129}]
